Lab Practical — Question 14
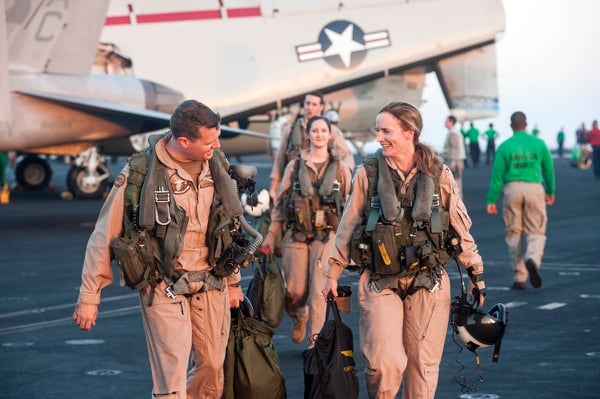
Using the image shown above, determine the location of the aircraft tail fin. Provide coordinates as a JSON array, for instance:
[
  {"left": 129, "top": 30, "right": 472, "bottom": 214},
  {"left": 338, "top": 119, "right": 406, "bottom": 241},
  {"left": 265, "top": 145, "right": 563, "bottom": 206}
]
[
  {"left": 6, "top": 0, "right": 110, "bottom": 74},
  {"left": 435, "top": 43, "right": 500, "bottom": 122}
]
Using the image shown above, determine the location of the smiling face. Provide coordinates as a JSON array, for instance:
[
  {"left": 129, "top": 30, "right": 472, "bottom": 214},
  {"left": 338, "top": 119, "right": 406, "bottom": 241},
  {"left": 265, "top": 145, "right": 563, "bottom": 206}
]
[
  {"left": 375, "top": 111, "right": 415, "bottom": 158},
  {"left": 177, "top": 125, "right": 221, "bottom": 161},
  {"left": 308, "top": 117, "right": 331, "bottom": 150}
]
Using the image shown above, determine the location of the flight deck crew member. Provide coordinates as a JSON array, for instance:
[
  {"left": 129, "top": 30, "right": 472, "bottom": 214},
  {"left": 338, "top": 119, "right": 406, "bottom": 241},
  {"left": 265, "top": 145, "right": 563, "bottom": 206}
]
[
  {"left": 466, "top": 122, "right": 481, "bottom": 167},
  {"left": 269, "top": 92, "right": 354, "bottom": 203},
  {"left": 73, "top": 100, "right": 245, "bottom": 398},
  {"left": 323, "top": 102, "right": 486, "bottom": 399},
  {"left": 442, "top": 115, "right": 466, "bottom": 197},
  {"left": 587, "top": 119, "right": 600, "bottom": 179},
  {"left": 486, "top": 111, "right": 555, "bottom": 290},
  {"left": 483, "top": 122, "right": 500, "bottom": 165},
  {"left": 263, "top": 116, "right": 352, "bottom": 347}
]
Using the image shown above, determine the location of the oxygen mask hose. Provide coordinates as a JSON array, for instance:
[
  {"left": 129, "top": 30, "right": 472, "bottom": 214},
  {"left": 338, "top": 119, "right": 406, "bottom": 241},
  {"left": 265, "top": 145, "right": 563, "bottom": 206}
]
[{"left": 231, "top": 173, "right": 263, "bottom": 258}]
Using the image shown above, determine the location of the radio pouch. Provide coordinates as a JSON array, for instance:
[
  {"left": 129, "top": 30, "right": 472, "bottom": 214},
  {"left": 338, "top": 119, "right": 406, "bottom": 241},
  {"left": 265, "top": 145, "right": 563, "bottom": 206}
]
[
  {"left": 350, "top": 225, "right": 372, "bottom": 267},
  {"left": 371, "top": 224, "right": 402, "bottom": 275},
  {"left": 110, "top": 230, "right": 155, "bottom": 291},
  {"left": 294, "top": 196, "right": 313, "bottom": 232}
]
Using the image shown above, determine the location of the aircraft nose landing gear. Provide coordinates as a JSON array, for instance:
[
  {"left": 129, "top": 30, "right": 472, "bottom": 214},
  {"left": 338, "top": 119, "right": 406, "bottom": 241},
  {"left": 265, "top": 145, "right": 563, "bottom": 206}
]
[{"left": 67, "top": 147, "right": 111, "bottom": 199}]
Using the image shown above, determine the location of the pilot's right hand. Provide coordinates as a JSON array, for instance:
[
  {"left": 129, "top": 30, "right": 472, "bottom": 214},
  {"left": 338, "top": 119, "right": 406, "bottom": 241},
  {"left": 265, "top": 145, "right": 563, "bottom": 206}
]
[
  {"left": 322, "top": 276, "right": 338, "bottom": 299},
  {"left": 262, "top": 235, "right": 274, "bottom": 254},
  {"left": 73, "top": 303, "right": 98, "bottom": 332}
]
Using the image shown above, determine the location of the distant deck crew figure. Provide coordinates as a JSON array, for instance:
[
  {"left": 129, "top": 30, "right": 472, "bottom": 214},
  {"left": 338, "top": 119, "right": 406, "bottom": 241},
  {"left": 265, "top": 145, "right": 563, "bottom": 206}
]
[
  {"left": 466, "top": 122, "right": 481, "bottom": 167},
  {"left": 556, "top": 127, "right": 565, "bottom": 158},
  {"left": 442, "top": 115, "right": 466, "bottom": 197},
  {"left": 483, "top": 122, "right": 499, "bottom": 165},
  {"left": 587, "top": 119, "right": 600, "bottom": 179}
]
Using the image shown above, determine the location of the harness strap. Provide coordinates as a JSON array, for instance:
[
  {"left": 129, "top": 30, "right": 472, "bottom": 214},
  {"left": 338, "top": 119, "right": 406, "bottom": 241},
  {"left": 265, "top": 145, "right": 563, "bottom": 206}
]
[
  {"left": 154, "top": 181, "right": 171, "bottom": 238},
  {"left": 168, "top": 271, "right": 225, "bottom": 296},
  {"left": 376, "top": 150, "right": 401, "bottom": 222},
  {"left": 290, "top": 119, "right": 304, "bottom": 150},
  {"left": 365, "top": 196, "right": 380, "bottom": 233}
]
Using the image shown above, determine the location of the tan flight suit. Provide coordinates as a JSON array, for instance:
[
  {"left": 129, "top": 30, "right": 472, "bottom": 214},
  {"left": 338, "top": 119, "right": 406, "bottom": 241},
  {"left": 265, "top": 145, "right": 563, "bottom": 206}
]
[
  {"left": 328, "top": 159, "right": 483, "bottom": 399},
  {"left": 270, "top": 149, "right": 352, "bottom": 342},
  {"left": 443, "top": 129, "right": 466, "bottom": 197},
  {"left": 77, "top": 136, "right": 240, "bottom": 399},
  {"left": 502, "top": 181, "right": 547, "bottom": 283},
  {"left": 270, "top": 117, "right": 355, "bottom": 185}
]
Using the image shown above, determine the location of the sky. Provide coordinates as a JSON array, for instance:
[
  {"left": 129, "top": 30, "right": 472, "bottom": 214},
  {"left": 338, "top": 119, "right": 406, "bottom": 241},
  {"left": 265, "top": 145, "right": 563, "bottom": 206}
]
[{"left": 419, "top": 0, "right": 600, "bottom": 152}]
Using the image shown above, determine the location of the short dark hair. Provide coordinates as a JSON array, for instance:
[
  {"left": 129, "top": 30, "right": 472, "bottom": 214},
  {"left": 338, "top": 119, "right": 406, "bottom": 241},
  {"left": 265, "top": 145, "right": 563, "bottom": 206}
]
[
  {"left": 170, "top": 100, "right": 220, "bottom": 139},
  {"left": 447, "top": 115, "right": 457, "bottom": 124},
  {"left": 305, "top": 91, "right": 324, "bottom": 105},
  {"left": 510, "top": 111, "right": 527, "bottom": 130}
]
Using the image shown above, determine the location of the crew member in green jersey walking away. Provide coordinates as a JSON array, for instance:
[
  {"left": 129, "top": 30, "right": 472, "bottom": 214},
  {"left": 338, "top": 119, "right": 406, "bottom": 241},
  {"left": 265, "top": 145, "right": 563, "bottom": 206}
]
[{"left": 486, "top": 111, "right": 555, "bottom": 290}]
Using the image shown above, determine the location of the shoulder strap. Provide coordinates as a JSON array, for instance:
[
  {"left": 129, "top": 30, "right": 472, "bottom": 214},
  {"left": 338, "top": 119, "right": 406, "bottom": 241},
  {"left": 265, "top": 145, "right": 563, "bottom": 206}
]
[
  {"left": 362, "top": 153, "right": 380, "bottom": 232},
  {"left": 209, "top": 149, "right": 243, "bottom": 217},
  {"left": 430, "top": 162, "right": 444, "bottom": 233},
  {"left": 125, "top": 152, "right": 148, "bottom": 229}
]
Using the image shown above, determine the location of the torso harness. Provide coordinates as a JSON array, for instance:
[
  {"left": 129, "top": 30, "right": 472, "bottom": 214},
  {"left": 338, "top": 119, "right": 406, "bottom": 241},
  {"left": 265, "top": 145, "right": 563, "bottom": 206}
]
[
  {"left": 350, "top": 150, "right": 454, "bottom": 295},
  {"left": 284, "top": 156, "right": 343, "bottom": 243},
  {"left": 114, "top": 135, "right": 260, "bottom": 304},
  {"left": 285, "top": 118, "right": 308, "bottom": 166}
]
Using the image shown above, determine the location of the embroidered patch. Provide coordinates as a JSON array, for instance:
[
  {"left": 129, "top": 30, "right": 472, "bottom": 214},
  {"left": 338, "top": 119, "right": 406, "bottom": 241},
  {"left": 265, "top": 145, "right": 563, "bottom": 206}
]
[{"left": 169, "top": 172, "right": 192, "bottom": 194}]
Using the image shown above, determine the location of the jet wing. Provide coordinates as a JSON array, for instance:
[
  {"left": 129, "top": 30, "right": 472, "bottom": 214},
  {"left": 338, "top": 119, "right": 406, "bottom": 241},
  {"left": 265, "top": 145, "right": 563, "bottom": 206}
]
[
  {"left": 16, "top": 89, "right": 271, "bottom": 142},
  {"left": 16, "top": 89, "right": 173, "bottom": 133}
]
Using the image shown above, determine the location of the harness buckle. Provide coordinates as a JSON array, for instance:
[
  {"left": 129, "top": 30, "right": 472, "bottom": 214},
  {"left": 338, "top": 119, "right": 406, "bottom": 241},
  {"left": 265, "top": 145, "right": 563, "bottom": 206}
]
[
  {"left": 432, "top": 193, "right": 440, "bottom": 208},
  {"left": 332, "top": 180, "right": 341, "bottom": 192},
  {"left": 154, "top": 186, "right": 172, "bottom": 226},
  {"left": 155, "top": 186, "right": 170, "bottom": 203},
  {"left": 370, "top": 196, "right": 381, "bottom": 209},
  {"left": 164, "top": 286, "right": 177, "bottom": 299}
]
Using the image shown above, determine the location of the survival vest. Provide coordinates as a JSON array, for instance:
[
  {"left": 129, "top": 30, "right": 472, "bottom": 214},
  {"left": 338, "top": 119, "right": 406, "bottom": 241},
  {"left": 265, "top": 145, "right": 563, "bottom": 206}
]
[
  {"left": 111, "top": 134, "right": 247, "bottom": 300},
  {"left": 284, "top": 117, "right": 307, "bottom": 167},
  {"left": 283, "top": 155, "right": 344, "bottom": 242},
  {"left": 350, "top": 149, "right": 452, "bottom": 277}
]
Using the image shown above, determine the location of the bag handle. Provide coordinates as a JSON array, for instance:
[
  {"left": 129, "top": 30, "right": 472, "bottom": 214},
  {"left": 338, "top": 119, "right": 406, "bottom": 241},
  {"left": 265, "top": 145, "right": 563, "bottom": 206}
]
[{"left": 325, "top": 292, "right": 342, "bottom": 323}]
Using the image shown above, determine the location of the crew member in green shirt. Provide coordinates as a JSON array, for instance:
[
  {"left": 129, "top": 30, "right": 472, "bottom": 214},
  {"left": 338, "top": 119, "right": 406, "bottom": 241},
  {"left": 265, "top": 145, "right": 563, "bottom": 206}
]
[
  {"left": 556, "top": 128, "right": 565, "bottom": 158},
  {"left": 486, "top": 111, "right": 555, "bottom": 290},
  {"left": 482, "top": 123, "right": 499, "bottom": 165},
  {"left": 466, "top": 122, "right": 481, "bottom": 166}
]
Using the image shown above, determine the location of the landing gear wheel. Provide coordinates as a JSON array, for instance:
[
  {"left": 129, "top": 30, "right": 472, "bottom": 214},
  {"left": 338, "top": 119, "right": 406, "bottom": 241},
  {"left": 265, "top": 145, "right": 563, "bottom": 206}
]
[
  {"left": 15, "top": 155, "right": 52, "bottom": 190},
  {"left": 67, "top": 166, "right": 108, "bottom": 199}
]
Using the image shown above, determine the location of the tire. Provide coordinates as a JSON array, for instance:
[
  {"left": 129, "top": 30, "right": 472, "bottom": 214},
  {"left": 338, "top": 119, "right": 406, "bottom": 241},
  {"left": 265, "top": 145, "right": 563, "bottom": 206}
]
[
  {"left": 15, "top": 156, "right": 52, "bottom": 189},
  {"left": 66, "top": 165, "right": 108, "bottom": 199}
]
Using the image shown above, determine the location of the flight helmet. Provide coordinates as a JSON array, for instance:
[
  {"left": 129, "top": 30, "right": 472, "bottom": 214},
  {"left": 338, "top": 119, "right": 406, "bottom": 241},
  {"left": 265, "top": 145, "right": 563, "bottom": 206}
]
[
  {"left": 451, "top": 293, "right": 508, "bottom": 361},
  {"left": 324, "top": 109, "right": 340, "bottom": 124},
  {"left": 242, "top": 188, "right": 270, "bottom": 217}
]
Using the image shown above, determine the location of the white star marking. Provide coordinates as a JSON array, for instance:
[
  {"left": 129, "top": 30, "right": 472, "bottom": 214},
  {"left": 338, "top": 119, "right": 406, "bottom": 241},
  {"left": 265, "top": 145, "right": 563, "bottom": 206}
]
[{"left": 323, "top": 24, "right": 365, "bottom": 68}]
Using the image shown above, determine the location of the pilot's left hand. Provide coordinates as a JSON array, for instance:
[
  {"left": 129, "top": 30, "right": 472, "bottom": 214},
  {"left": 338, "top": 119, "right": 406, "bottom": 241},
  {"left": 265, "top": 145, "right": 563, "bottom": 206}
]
[{"left": 469, "top": 278, "right": 487, "bottom": 308}]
